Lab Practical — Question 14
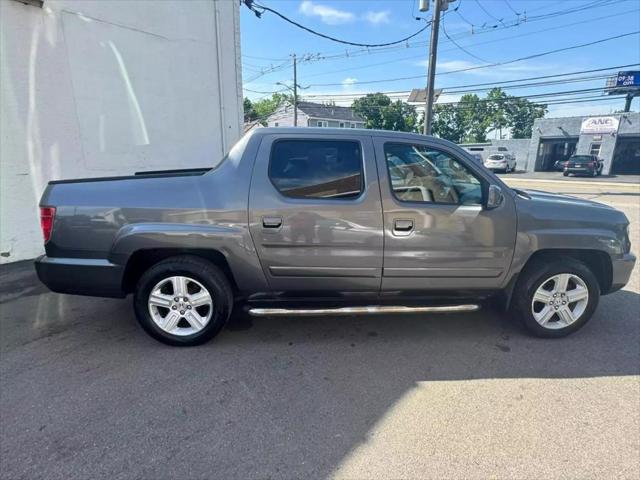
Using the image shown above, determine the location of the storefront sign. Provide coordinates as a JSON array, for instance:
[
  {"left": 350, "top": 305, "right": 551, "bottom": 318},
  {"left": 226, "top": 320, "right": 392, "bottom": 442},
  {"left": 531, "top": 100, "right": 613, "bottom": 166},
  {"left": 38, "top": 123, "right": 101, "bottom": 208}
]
[{"left": 580, "top": 116, "right": 619, "bottom": 134}]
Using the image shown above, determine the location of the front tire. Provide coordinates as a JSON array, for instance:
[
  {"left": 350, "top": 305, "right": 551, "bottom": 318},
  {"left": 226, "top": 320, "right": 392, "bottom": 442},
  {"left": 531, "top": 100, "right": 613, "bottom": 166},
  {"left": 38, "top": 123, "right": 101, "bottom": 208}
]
[
  {"left": 512, "top": 258, "right": 600, "bottom": 338},
  {"left": 134, "top": 255, "right": 233, "bottom": 346}
]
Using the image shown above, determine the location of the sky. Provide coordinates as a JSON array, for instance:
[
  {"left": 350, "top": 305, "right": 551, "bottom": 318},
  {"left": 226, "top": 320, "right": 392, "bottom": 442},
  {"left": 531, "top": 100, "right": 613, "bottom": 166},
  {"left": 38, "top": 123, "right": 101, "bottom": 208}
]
[{"left": 240, "top": 0, "right": 640, "bottom": 127}]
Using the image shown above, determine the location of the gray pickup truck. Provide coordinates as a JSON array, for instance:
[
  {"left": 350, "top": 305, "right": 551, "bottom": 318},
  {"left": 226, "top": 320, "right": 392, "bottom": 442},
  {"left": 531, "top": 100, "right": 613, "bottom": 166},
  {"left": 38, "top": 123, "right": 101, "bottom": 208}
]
[{"left": 35, "top": 128, "right": 635, "bottom": 345}]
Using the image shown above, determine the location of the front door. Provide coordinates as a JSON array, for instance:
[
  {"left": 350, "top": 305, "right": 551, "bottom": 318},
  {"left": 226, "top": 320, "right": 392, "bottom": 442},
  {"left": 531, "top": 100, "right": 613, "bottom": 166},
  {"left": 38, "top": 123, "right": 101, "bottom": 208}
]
[
  {"left": 373, "top": 137, "right": 517, "bottom": 296},
  {"left": 249, "top": 133, "right": 383, "bottom": 298}
]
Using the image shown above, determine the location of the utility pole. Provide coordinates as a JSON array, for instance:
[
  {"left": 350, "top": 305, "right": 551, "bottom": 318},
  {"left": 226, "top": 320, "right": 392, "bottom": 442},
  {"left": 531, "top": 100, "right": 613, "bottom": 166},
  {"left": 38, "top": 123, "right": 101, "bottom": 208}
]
[
  {"left": 423, "top": 0, "right": 443, "bottom": 135},
  {"left": 292, "top": 53, "right": 298, "bottom": 127},
  {"left": 623, "top": 93, "right": 634, "bottom": 112},
  {"left": 277, "top": 55, "right": 306, "bottom": 126}
]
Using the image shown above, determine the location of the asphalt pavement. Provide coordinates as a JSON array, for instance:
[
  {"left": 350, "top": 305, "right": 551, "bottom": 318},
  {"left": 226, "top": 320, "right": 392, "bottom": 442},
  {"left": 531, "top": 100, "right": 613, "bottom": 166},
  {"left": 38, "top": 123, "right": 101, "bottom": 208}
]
[{"left": 1, "top": 179, "right": 638, "bottom": 480}]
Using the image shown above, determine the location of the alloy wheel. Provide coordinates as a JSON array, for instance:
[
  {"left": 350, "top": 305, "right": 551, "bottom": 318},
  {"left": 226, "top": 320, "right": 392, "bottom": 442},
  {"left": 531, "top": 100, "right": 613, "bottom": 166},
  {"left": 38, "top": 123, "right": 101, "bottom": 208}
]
[
  {"left": 148, "top": 276, "right": 214, "bottom": 336},
  {"left": 530, "top": 273, "right": 589, "bottom": 329}
]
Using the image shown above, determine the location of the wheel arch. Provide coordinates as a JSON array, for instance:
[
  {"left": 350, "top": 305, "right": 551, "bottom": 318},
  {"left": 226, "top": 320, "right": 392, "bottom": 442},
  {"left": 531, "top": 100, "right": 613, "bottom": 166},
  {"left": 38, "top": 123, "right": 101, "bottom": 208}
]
[
  {"left": 122, "top": 248, "right": 239, "bottom": 295},
  {"left": 504, "top": 248, "right": 613, "bottom": 310}
]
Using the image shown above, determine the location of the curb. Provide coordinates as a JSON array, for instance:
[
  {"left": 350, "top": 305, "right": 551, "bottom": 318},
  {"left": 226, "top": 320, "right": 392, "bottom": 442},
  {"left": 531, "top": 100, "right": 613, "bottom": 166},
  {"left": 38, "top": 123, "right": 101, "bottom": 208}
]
[{"left": 501, "top": 177, "right": 640, "bottom": 189}]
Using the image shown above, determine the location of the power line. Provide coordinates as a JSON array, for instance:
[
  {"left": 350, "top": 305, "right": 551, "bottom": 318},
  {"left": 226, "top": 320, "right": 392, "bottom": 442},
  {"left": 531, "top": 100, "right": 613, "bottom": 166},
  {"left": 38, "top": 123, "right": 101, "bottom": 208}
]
[
  {"left": 441, "top": 14, "right": 491, "bottom": 64},
  {"left": 444, "top": 74, "right": 613, "bottom": 94},
  {"left": 475, "top": 0, "right": 504, "bottom": 24},
  {"left": 244, "top": 0, "right": 625, "bottom": 68},
  {"left": 304, "top": 31, "right": 640, "bottom": 87},
  {"left": 345, "top": 87, "right": 620, "bottom": 107},
  {"left": 245, "top": 0, "right": 629, "bottom": 73},
  {"left": 298, "top": 64, "right": 638, "bottom": 98},
  {"left": 242, "top": 0, "right": 432, "bottom": 48},
  {"left": 503, "top": 0, "right": 521, "bottom": 16},
  {"left": 298, "top": 7, "right": 639, "bottom": 80}
]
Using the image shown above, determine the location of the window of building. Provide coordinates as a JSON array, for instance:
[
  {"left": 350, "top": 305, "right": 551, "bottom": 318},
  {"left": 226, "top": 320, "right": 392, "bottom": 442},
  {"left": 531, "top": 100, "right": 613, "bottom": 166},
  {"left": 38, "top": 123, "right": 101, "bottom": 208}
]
[
  {"left": 339, "top": 122, "right": 345, "bottom": 128},
  {"left": 590, "top": 143, "right": 602, "bottom": 156},
  {"left": 274, "top": 122, "right": 279, "bottom": 127},
  {"left": 384, "top": 143, "right": 482, "bottom": 205},
  {"left": 269, "top": 140, "right": 363, "bottom": 199},
  {"left": 350, "top": 123, "right": 357, "bottom": 128},
  {"left": 316, "top": 120, "right": 328, "bottom": 127}
]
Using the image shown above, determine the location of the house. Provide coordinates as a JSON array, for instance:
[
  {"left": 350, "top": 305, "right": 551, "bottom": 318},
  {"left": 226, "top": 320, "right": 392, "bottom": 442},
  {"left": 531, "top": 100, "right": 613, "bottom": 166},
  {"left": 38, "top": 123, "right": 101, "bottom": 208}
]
[
  {"left": 267, "top": 101, "right": 365, "bottom": 128},
  {"left": 0, "top": 0, "right": 243, "bottom": 263}
]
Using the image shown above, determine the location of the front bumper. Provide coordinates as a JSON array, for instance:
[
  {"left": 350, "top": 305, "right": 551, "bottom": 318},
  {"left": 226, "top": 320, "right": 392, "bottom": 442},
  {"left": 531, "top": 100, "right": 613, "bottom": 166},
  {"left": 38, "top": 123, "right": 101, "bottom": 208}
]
[
  {"left": 608, "top": 253, "right": 636, "bottom": 294},
  {"left": 35, "top": 256, "right": 126, "bottom": 298}
]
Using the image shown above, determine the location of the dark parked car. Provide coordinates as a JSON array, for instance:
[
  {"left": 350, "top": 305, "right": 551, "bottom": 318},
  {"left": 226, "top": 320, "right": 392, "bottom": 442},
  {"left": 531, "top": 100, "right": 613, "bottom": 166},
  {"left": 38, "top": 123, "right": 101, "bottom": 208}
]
[
  {"left": 564, "top": 155, "right": 604, "bottom": 177},
  {"left": 35, "top": 128, "right": 635, "bottom": 346}
]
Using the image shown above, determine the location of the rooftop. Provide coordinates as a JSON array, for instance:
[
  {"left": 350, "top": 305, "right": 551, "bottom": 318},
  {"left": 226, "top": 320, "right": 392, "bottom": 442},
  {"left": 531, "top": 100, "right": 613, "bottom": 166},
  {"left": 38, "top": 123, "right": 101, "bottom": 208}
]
[{"left": 296, "top": 101, "right": 365, "bottom": 122}]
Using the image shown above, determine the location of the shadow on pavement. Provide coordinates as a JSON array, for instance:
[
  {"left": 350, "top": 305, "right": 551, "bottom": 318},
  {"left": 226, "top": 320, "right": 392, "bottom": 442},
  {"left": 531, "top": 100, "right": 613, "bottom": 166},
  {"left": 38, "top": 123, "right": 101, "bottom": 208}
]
[{"left": 1, "top": 263, "right": 639, "bottom": 479}]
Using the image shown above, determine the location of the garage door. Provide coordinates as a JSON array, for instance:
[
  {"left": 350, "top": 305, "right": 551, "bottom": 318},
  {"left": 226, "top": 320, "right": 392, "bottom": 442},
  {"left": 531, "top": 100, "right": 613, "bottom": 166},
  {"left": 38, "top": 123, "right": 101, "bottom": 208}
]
[{"left": 612, "top": 136, "right": 640, "bottom": 174}]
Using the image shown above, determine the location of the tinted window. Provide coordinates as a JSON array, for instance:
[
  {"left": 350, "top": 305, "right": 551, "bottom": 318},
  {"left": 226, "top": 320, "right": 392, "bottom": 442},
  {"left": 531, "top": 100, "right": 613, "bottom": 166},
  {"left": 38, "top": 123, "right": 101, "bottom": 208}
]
[
  {"left": 384, "top": 143, "right": 482, "bottom": 205},
  {"left": 270, "top": 140, "right": 363, "bottom": 199},
  {"left": 488, "top": 154, "right": 504, "bottom": 160}
]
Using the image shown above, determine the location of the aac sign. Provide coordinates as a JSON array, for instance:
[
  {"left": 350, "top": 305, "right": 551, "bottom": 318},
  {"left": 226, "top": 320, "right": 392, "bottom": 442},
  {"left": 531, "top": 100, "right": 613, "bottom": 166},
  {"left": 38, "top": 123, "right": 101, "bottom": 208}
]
[{"left": 580, "top": 116, "right": 619, "bottom": 134}]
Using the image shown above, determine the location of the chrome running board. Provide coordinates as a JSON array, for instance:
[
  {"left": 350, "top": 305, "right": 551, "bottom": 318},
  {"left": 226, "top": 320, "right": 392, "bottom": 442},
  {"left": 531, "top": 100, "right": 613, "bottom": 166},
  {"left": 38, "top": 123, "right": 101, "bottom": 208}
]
[{"left": 248, "top": 304, "right": 480, "bottom": 317}]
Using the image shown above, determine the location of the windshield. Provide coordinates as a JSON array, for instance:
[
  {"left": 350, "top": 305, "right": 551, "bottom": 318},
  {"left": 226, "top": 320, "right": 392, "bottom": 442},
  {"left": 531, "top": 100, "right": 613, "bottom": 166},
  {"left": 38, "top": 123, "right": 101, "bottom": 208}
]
[
  {"left": 488, "top": 154, "right": 505, "bottom": 160},
  {"left": 570, "top": 155, "right": 592, "bottom": 161}
]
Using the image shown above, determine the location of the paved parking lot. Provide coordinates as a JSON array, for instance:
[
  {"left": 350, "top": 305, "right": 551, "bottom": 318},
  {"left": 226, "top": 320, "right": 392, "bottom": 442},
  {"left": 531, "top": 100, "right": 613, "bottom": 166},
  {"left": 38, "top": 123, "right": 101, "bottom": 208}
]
[{"left": 1, "top": 179, "right": 638, "bottom": 480}]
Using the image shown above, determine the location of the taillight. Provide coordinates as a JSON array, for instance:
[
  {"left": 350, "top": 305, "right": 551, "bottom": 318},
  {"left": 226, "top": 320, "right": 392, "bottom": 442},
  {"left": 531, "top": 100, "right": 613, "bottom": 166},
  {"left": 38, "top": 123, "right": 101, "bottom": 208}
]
[{"left": 40, "top": 207, "right": 56, "bottom": 243}]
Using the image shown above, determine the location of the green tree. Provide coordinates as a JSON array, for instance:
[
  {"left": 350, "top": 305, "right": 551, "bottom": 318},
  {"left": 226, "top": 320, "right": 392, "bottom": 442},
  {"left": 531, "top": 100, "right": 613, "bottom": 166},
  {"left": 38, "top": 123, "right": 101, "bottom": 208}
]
[
  {"left": 486, "top": 88, "right": 510, "bottom": 139},
  {"left": 243, "top": 97, "right": 257, "bottom": 123},
  {"left": 431, "top": 103, "right": 466, "bottom": 143},
  {"left": 505, "top": 98, "right": 547, "bottom": 138},
  {"left": 247, "top": 93, "right": 293, "bottom": 125},
  {"left": 352, "top": 93, "right": 419, "bottom": 132},
  {"left": 458, "top": 94, "right": 491, "bottom": 142}
]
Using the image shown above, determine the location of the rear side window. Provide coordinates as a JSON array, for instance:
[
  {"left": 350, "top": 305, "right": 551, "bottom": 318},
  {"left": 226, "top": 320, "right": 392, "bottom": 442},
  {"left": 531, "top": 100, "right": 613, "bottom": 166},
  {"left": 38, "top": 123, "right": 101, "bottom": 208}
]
[{"left": 269, "top": 140, "right": 363, "bottom": 199}]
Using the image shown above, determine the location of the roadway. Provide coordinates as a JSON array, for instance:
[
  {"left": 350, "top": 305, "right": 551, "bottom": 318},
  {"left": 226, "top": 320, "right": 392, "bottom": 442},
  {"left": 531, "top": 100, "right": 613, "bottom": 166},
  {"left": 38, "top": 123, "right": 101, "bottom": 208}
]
[{"left": 1, "top": 178, "right": 638, "bottom": 479}]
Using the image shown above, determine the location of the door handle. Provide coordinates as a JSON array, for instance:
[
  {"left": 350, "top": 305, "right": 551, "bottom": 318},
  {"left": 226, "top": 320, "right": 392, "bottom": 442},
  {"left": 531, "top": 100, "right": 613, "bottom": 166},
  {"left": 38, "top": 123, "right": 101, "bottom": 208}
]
[
  {"left": 394, "top": 219, "right": 414, "bottom": 232},
  {"left": 262, "top": 216, "right": 282, "bottom": 229}
]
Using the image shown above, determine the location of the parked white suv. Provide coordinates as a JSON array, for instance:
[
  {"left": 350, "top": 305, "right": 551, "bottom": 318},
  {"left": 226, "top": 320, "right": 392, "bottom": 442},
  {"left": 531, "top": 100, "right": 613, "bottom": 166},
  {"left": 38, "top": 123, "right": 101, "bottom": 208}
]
[{"left": 484, "top": 153, "right": 516, "bottom": 173}]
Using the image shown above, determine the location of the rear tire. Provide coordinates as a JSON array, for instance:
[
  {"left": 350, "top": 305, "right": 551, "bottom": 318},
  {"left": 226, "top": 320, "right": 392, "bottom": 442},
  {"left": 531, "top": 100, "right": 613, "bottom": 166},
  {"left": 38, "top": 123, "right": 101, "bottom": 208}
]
[
  {"left": 512, "top": 257, "right": 600, "bottom": 338},
  {"left": 134, "top": 255, "right": 233, "bottom": 346},
  {"left": 563, "top": 172, "right": 569, "bottom": 177}
]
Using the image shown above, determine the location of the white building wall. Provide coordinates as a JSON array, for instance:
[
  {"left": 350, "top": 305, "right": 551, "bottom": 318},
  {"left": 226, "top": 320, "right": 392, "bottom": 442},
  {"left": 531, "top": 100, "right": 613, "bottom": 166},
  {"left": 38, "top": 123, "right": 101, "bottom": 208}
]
[{"left": 0, "top": 0, "right": 243, "bottom": 263}]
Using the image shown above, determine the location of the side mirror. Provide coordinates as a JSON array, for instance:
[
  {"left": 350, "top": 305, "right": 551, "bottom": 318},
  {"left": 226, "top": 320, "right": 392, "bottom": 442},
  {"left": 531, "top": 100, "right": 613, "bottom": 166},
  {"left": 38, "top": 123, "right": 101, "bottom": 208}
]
[{"left": 486, "top": 185, "right": 503, "bottom": 210}]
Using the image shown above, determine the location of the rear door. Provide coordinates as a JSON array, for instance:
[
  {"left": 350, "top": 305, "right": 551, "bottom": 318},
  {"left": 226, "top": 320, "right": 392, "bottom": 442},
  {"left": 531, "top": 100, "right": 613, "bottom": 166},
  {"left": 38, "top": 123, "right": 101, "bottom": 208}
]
[
  {"left": 248, "top": 133, "right": 383, "bottom": 297},
  {"left": 373, "top": 136, "right": 517, "bottom": 295}
]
